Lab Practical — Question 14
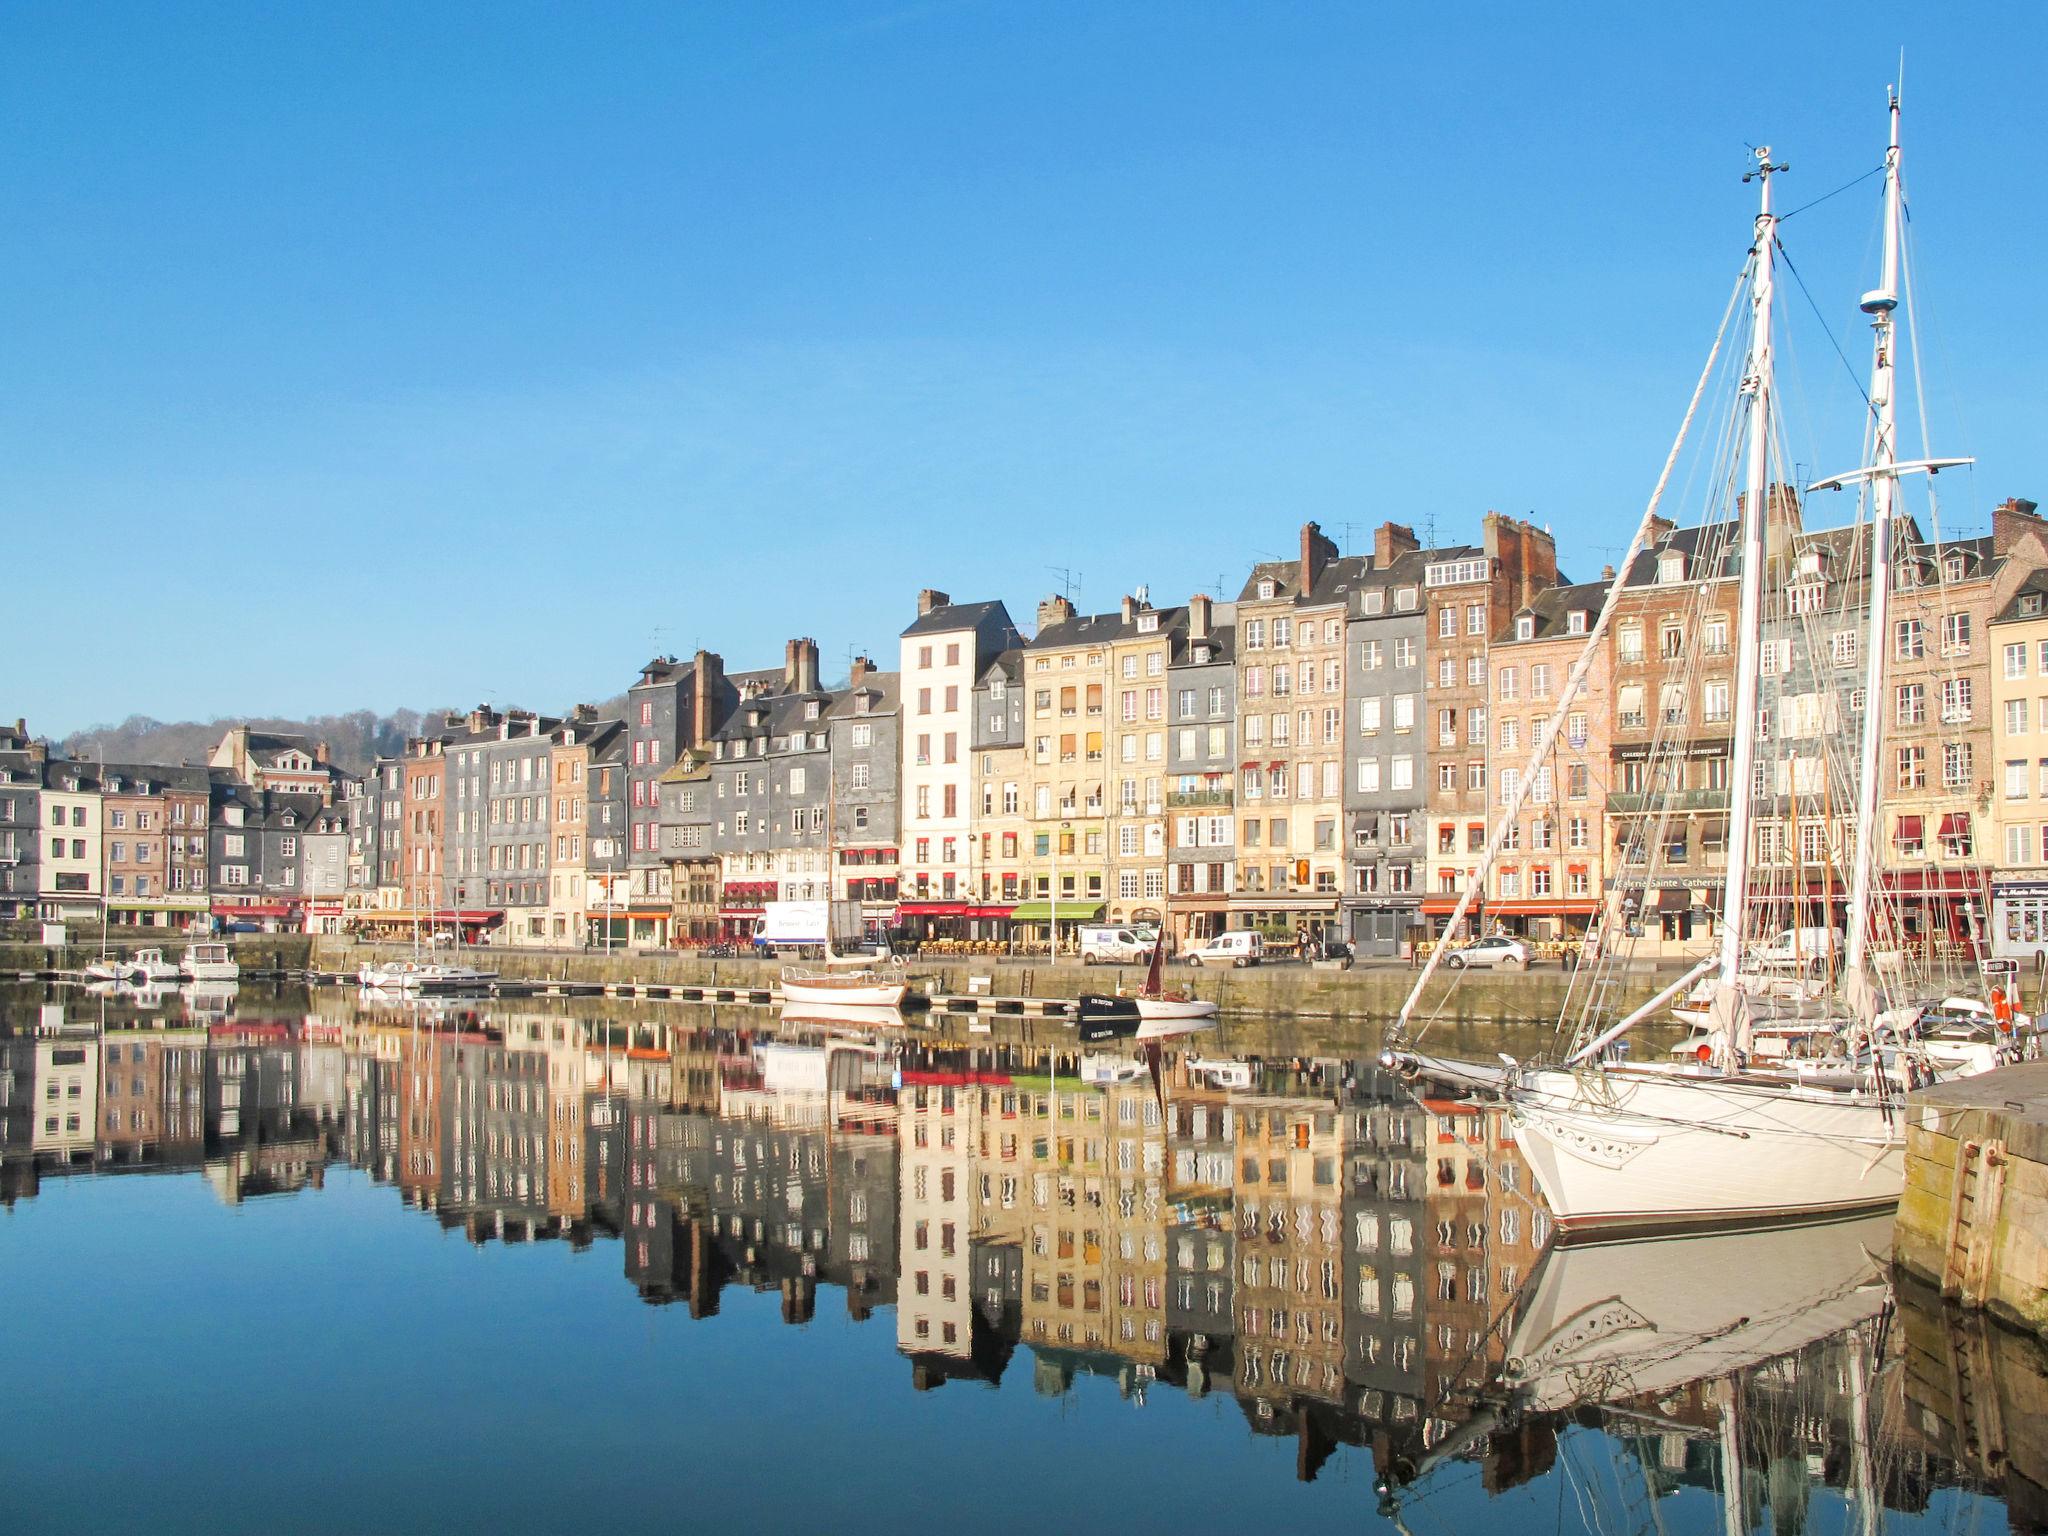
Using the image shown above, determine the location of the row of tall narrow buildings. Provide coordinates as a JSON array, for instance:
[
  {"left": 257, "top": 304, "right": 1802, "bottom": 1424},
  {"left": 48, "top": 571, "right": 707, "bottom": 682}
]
[{"left": 10, "top": 494, "right": 2048, "bottom": 956}]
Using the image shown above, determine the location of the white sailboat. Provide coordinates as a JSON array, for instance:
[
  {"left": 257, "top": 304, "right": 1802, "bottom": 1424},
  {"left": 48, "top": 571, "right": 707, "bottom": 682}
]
[{"left": 1386, "top": 91, "right": 1998, "bottom": 1236}]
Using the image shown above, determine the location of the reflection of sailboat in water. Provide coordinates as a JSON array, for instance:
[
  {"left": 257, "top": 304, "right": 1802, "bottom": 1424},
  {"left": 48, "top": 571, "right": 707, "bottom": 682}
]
[
  {"left": 1502, "top": 1213, "right": 1892, "bottom": 1413},
  {"left": 1380, "top": 1216, "right": 1897, "bottom": 1534}
]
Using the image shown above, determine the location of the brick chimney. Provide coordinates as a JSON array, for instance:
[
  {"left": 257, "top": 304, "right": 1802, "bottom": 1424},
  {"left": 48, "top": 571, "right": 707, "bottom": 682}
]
[
  {"left": 849, "top": 655, "right": 873, "bottom": 688},
  {"left": 1994, "top": 496, "right": 2045, "bottom": 556},
  {"left": 1120, "top": 594, "right": 1139, "bottom": 624},
  {"left": 691, "top": 650, "right": 725, "bottom": 746},
  {"left": 917, "top": 588, "right": 950, "bottom": 618},
  {"left": 1299, "top": 521, "right": 1338, "bottom": 597},
  {"left": 1374, "top": 521, "right": 1418, "bottom": 568},
  {"left": 1188, "top": 593, "right": 1212, "bottom": 641},
  {"left": 314, "top": 741, "right": 329, "bottom": 765},
  {"left": 573, "top": 702, "right": 597, "bottom": 723},
  {"left": 1036, "top": 594, "right": 1075, "bottom": 633},
  {"left": 784, "top": 637, "right": 819, "bottom": 695}
]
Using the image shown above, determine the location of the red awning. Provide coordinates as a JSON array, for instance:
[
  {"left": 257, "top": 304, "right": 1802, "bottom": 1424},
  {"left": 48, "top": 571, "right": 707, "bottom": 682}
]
[
  {"left": 1885, "top": 870, "right": 1983, "bottom": 894},
  {"left": 1482, "top": 900, "right": 1601, "bottom": 916},
  {"left": 1895, "top": 814, "right": 1924, "bottom": 845},
  {"left": 1938, "top": 813, "right": 1970, "bottom": 837},
  {"left": 210, "top": 901, "right": 297, "bottom": 918},
  {"left": 897, "top": 902, "right": 1015, "bottom": 918}
]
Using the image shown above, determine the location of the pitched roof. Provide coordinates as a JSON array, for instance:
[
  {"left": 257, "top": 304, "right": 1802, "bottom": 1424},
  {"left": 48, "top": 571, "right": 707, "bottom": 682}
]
[{"left": 901, "top": 599, "right": 1015, "bottom": 639}]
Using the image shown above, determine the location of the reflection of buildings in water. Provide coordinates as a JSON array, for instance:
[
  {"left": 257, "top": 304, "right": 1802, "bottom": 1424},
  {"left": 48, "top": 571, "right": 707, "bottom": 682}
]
[
  {"left": 899, "top": 1065, "right": 976, "bottom": 1370},
  {"left": 1344, "top": 1068, "right": 1427, "bottom": 1442},
  {"left": 1164, "top": 1064, "right": 1234, "bottom": 1391},
  {"left": 1232, "top": 1068, "right": 1347, "bottom": 1412},
  {"left": 4, "top": 995, "right": 2031, "bottom": 1527},
  {"left": 32, "top": 1032, "right": 99, "bottom": 1159},
  {"left": 1419, "top": 1093, "right": 1546, "bottom": 1432}
]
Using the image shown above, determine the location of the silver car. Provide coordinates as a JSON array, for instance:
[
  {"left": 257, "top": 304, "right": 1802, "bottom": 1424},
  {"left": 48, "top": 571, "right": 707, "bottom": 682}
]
[{"left": 1445, "top": 935, "right": 1530, "bottom": 970}]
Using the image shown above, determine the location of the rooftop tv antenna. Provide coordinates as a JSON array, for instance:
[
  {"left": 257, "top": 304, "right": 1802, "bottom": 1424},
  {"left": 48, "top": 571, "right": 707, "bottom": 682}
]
[{"left": 1047, "top": 565, "right": 1083, "bottom": 603}]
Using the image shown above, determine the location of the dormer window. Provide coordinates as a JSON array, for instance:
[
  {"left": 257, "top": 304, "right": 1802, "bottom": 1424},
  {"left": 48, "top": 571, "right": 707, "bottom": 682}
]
[
  {"left": 1395, "top": 587, "right": 1418, "bottom": 611},
  {"left": 1362, "top": 590, "right": 1384, "bottom": 615},
  {"left": 1795, "top": 550, "right": 1824, "bottom": 578},
  {"left": 1257, "top": 579, "right": 1277, "bottom": 600},
  {"left": 2022, "top": 594, "right": 2044, "bottom": 617},
  {"left": 1516, "top": 616, "right": 1536, "bottom": 641},
  {"left": 1193, "top": 645, "right": 1211, "bottom": 665},
  {"left": 1658, "top": 552, "right": 1687, "bottom": 584},
  {"left": 1567, "top": 611, "right": 1589, "bottom": 636},
  {"left": 1944, "top": 553, "right": 1966, "bottom": 583},
  {"left": 804, "top": 701, "right": 821, "bottom": 721},
  {"left": 1137, "top": 613, "right": 1159, "bottom": 634}
]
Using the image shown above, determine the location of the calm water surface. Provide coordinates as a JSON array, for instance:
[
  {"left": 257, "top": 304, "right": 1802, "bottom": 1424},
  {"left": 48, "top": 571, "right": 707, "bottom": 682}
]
[{"left": 0, "top": 987, "right": 2034, "bottom": 1535}]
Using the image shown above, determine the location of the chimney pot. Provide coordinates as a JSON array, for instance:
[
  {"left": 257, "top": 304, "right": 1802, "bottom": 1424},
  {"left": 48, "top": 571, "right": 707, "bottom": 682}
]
[{"left": 1299, "top": 521, "right": 1337, "bottom": 597}]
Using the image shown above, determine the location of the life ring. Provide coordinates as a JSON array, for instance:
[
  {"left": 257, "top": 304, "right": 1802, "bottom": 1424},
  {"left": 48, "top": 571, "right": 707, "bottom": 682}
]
[{"left": 1695, "top": 1043, "right": 1713, "bottom": 1064}]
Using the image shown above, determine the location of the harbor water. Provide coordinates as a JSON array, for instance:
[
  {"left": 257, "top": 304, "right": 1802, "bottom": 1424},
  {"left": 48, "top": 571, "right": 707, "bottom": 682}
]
[{"left": 0, "top": 984, "right": 2038, "bottom": 1535}]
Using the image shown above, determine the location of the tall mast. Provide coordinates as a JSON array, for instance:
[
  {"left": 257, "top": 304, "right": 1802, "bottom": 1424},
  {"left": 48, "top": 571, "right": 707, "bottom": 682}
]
[
  {"left": 1717, "top": 147, "right": 1786, "bottom": 986},
  {"left": 1843, "top": 90, "right": 1905, "bottom": 978}
]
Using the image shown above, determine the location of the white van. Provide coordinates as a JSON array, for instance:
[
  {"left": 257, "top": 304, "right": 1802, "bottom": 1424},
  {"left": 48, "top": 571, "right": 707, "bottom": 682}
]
[
  {"left": 1079, "top": 926, "right": 1150, "bottom": 965},
  {"left": 1185, "top": 931, "right": 1265, "bottom": 968},
  {"left": 1751, "top": 927, "right": 1844, "bottom": 973}
]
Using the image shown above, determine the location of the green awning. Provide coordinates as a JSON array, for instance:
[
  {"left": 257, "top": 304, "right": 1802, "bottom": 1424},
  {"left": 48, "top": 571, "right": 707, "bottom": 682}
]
[{"left": 1007, "top": 901, "right": 1104, "bottom": 923}]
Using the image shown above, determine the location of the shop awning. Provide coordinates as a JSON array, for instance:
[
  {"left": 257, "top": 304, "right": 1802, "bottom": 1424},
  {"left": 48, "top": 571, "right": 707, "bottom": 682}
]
[
  {"left": 1895, "top": 814, "right": 1924, "bottom": 847},
  {"left": 1008, "top": 901, "right": 1104, "bottom": 922},
  {"left": 1483, "top": 900, "right": 1601, "bottom": 917},
  {"left": 897, "top": 902, "right": 1015, "bottom": 918},
  {"left": 1885, "top": 870, "right": 1984, "bottom": 894},
  {"left": 210, "top": 901, "right": 297, "bottom": 918}
]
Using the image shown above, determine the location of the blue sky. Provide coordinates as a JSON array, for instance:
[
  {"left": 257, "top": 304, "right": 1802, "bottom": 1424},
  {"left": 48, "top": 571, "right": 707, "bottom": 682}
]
[{"left": 5, "top": 2, "right": 2042, "bottom": 737}]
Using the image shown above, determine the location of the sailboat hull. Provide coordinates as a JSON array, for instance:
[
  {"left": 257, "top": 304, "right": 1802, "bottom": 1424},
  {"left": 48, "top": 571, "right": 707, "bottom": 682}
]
[
  {"left": 1510, "top": 1065, "right": 1905, "bottom": 1237},
  {"left": 1133, "top": 996, "right": 1218, "bottom": 1022},
  {"left": 780, "top": 972, "right": 907, "bottom": 1009}
]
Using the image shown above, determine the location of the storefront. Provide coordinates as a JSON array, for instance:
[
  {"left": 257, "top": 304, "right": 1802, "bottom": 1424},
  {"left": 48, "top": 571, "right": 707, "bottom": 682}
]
[
  {"left": 1225, "top": 897, "right": 1341, "bottom": 947},
  {"left": 348, "top": 906, "right": 503, "bottom": 943},
  {"left": 1007, "top": 899, "right": 1105, "bottom": 951},
  {"left": 1343, "top": 899, "right": 1421, "bottom": 956},
  {"left": 1885, "top": 868, "right": 1989, "bottom": 961},
  {"left": 211, "top": 898, "right": 302, "bottom": 934},
  {"left": 716, "top": 880, "right": 776, "bottom": 942},
  {"left": 895, "top": 900, "right": 1015, "bottom": 943}
]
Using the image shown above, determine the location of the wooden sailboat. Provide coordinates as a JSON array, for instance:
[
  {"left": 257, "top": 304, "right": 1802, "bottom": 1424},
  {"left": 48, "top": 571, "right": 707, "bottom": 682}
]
[{"left": 1131, "top": 927, "right": 1218, "bottom": 1029}]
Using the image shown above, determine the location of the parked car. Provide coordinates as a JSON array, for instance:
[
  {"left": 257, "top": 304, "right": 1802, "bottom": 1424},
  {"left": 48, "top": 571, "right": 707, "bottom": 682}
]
[
  {"left": 1444, "top": 935, "right": 1529, "bottom": 970},
  {"left": 1185, "top": 930, "right": 1265, "bottom": 968},
  {"left": 1079, "top": 926, "right": 1151, "bottom": 965}
]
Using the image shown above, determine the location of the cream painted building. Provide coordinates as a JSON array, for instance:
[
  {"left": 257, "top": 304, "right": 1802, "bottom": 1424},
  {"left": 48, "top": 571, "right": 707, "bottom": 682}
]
[
  {"left": 897, "top": 591, "right": 1022, "bottom": 929},
  {"left": 39, "top": 765, "right": 104, "bottom": 918}
]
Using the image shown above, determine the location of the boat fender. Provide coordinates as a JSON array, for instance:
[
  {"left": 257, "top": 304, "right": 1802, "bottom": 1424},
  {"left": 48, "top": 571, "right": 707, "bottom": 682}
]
[{"left": 1695, "top": 1043, "right": 1713, "bottom": 1064}]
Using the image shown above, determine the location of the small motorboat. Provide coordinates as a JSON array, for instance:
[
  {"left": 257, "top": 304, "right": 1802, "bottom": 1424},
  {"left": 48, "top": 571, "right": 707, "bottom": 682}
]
[
  {"left": 126, "top": 948, "right": 182, "bottom": 985},
  {"left": 180, "top": 942, "right": 240, "bottom": 982},
  {"left": 83, "top": 958, "right": 126, "bottom": 984},
  {"left": 356, "top": 960, "right": 494, "bottom": 995}
]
